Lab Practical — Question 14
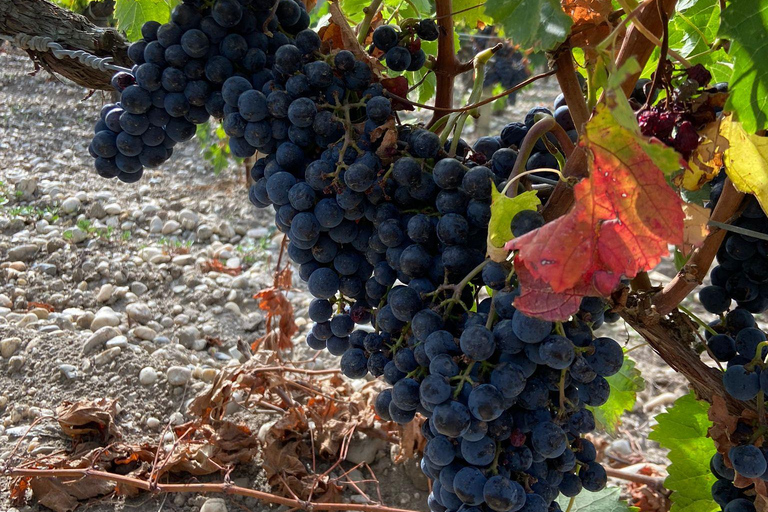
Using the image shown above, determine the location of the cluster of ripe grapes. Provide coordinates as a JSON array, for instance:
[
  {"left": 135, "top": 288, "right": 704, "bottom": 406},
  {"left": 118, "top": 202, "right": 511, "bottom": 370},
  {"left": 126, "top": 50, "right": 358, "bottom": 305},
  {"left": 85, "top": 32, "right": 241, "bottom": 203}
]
[
  {"left": 89, "top": 0, "right": 313, "bottom": 180},
  {"left": 92, "top": 3, "right": 622, "bottom": 508},
  {"left": 247, "top": 70, "right": 621, "bottom": 508},
  {"left": 697, "top": 175, "right": 768, "bottom": 512},
  {"left": 370, "top": 20, "right": 438, "bottom": 72},
  {"left": 635, "top": 66, "right": 727, "bottom": 159}
]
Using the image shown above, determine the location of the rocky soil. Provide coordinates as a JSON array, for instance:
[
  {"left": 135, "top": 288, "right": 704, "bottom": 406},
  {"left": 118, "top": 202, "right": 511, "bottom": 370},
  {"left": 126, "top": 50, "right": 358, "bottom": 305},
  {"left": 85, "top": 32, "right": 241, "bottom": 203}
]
[{"left": 0, "top": 44, "right": 704, "bottom": 512}]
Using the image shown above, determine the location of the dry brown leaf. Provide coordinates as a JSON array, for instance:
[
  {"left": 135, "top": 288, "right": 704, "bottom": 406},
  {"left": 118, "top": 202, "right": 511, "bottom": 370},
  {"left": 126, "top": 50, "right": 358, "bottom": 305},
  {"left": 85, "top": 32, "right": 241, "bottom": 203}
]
[
  {"left": 30, "top": 477, "right": 114, "bottom": 512},
  {"left": 563, "top": 0, "right": 614, "bottom": 47},
  {"left": 681, "top": 202, "right": 710, "bottom": 249},
  {"left": 56, "top": 398, "right": 121, "bottom": 442},
  {"left": 393, "top": 416, "right": 425, "bottom": 463},
  {"left": 252, "top": 287, "right": 298, "bottom": 353}
]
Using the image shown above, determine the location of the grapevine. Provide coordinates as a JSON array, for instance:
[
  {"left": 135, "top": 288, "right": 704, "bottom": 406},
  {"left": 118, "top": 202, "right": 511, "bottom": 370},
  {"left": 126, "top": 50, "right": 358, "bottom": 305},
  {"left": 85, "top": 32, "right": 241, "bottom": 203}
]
[{"left": 3, "top": 0, "right": 768, "bottom": 511}]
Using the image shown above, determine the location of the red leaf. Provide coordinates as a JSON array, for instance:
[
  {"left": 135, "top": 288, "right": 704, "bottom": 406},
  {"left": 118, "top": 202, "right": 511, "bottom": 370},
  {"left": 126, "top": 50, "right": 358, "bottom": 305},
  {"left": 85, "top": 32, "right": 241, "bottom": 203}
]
[
  {"left": 512, "top": 259, "right": 598, "bottom": 321},
  {"left": 507, "top": 102, "right": 685, "bottom": 319}
]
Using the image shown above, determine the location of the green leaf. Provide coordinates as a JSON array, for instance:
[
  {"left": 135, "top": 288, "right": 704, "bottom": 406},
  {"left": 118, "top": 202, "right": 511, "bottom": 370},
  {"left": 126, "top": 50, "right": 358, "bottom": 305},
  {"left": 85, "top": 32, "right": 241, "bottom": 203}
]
[
  {"left": 719, "top": 0, "right": 768, "bottom": 133},
  {"left": 588, "top": 356, "right": 645, "bottom": 434},
  {"left": 648, "top": 393, "right": 718, "bottom": 512},
  {"left": 115, "top": 0, "right": 177, "bottom": 41},
  {"left": 555, "top": 486, "right": 635, "bottom": 512},
  {"left": 644, "top": 0, "right": 731, "bottom": 83},
  {"left": 452, "top": 0, "right": 492, "bottom": 27},
  {"left": 486, "top": 188, "right": 540, "bottom": 262},
  {"left": 341, "top": 0, "right": 370, "bottom": 23},
  {"left": 484, "top": 0, "right": 572, "bottom": 51}
]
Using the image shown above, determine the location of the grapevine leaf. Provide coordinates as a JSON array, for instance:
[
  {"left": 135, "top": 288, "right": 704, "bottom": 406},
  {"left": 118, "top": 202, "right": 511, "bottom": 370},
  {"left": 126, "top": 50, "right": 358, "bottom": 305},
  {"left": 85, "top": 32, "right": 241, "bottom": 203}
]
[
  {"left": 643, "top": 0, "right": 730, "bottom": 84},
  {"left": 506, "top": 94, "right": 685, "bottom": 319},
  {"left": 588, "top": 356, "right": 645, "bottom": 434},
  {"left": 681, "top": 203, "right": 710, "bottom": 249},
  {"left": 717, "top": 113, "right": 768, "bottom": 215},
  {"left": 562, "top": 0, "right": 613, "bottom": 48},
  {"left": 115, "top": 0, "right": 177, "bottom": 42},
  {"left": 555, "top": 485, "right": 635, "bottom": 512},
  {"left": 452, "top": 0, "right": 492, "bottom": 27},
  {"left": 511, "top": 259, "right": 597, "bottom": 321},
  {"left": 648, "top": 393, "right": 718, "bottom": 512},
  {"left": 486, "top": 189, "right": 540, "bottom": 262},
  {"left": 340, "top": 0, "right": 370, "bottom": 23},
  {"left": 719, "top": 0, "right": 768, "bottom": 133},
  {"left": 484, "top": 0, "right": 572, "bottom": 51}
]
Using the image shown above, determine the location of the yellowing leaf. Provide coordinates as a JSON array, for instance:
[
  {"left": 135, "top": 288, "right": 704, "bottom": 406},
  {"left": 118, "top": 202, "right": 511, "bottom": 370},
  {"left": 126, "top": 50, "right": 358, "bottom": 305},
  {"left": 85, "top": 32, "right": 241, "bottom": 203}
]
[
  {"left": 486, "top": 188, "right": 540, "bottom": 262},
  {"left": 682, "top": 203, "right": 710, "bottom": 249},
  {"left": 718, "top": 113, "right": 768, "bottom": 215},
  {"left": 683, "top": 121, "right": 723, "bottom": 191}
]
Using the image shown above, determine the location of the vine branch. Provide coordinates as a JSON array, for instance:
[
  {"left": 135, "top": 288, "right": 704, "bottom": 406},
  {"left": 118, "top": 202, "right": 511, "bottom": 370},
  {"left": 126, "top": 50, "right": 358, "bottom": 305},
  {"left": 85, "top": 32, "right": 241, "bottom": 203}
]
[
  {"left": 4, "top": 467, "right": 420, "bottom": 512},
  {"left": 652, "top": 178, "right": 744, "bottom": 315}
]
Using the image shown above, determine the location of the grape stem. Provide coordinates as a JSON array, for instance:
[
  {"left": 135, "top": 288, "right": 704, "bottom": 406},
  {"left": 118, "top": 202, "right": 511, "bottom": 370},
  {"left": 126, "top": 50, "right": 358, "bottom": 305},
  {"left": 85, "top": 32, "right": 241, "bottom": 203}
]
[
  {"left": 442, "top": 259, "right": 490, "bottom": 317},
  {"left": 677, "top": 304, "right": 718, "bottom": 336},
  {"left": 387, "top": 69, "right": 558, "bottom": 114},
  {"left": 613, "top": 0, "right": 692, "bottom": 67},
  {"left": 356, "top": 0, "right": 385, "bottom": 45}
]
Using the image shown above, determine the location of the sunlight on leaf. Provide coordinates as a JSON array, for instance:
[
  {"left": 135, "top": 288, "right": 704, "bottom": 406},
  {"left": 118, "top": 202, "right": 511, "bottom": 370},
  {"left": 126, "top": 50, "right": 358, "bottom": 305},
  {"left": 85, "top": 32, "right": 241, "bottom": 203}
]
[
  {"left": 486, "top": 188, "right": 540, "bottom": 262},
  {"left": 649, "top": 393, "right": 718, "bottom": 512},
  {"left": 115, "top": 0, "right": 177, "bottom": 41}
]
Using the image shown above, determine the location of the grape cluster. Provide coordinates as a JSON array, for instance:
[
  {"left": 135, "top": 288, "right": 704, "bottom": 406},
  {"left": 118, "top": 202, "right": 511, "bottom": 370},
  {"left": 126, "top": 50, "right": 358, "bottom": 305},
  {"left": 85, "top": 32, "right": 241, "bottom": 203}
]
[
  {"left": 697, "top": 175, "right": 768, "bottom": 511},
  {"left": 252, "top": 86, "right": 622, "bottom": 509},
  {"left": 700, "top": 186, "right": 768, "bottom": 315},
  {"left": 370, "top": 20, "right": 437, "bottom": 73},
  {"left": 635, "top": 67, "right": 727, "bottom": 159},
  {"left": 89, "top": 0, "right": 312, "bottom": 180},
  {"left": 95, "top": 10, "right": 620, "bottom": 510}
]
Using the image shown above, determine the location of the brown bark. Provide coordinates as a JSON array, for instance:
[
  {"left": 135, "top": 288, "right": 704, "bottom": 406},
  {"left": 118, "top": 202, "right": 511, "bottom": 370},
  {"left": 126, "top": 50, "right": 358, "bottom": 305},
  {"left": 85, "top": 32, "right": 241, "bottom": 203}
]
[
  {"left": 429, "top": 0, "right": 462, "bottom": 127},
  {"left": 0, "top": 0, "right": 129, "bottom": 90},
  {"left": 619, "top": 296, "right": 746, "bottom": 416}
]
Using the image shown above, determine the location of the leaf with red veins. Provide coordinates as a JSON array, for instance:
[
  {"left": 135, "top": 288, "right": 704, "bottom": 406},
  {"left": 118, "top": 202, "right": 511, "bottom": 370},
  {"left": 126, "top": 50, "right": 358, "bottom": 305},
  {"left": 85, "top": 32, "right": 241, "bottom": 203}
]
[
  {"left": 512, "top": 258, "right": 599, "bottom": 321},
  {"left": 506, "top": 101, "right": 685, "bottom": 316}
]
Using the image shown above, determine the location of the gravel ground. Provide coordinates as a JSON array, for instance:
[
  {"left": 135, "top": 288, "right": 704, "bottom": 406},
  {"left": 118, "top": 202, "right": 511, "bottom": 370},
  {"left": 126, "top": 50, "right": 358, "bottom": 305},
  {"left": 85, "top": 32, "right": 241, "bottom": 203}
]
[{"left": 0, "top": 44, "right": 704, "bottom": 512}]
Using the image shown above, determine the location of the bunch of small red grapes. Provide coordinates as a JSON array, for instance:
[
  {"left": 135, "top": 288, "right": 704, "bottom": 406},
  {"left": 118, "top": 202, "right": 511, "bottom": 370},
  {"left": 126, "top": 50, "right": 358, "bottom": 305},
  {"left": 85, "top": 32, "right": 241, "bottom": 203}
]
[{"left": 635, "top": 65, "right": 726, "bottom": 159}]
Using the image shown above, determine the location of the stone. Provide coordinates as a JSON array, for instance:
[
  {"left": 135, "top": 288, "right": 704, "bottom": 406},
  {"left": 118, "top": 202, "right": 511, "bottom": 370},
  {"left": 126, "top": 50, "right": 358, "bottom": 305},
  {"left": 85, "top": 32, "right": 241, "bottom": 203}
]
[
  {"left": 59, "top": 364, "right": 77, "bottom": 379},
  {"left": 149, "top": 216, "right": 163, "bottom": 233},
  {"left": 132, "top": 326, "right": 157, "bottom": 341},
  {"left": 0, "top": 294, "right": 11, "bottom": 308},
  {"left": 94, "top": 347, "right": 121, "bottom": 366},
  {"left": 179, "top": 209, "right": 198, "bottom": 228},
  {"left": 30, "top": 308, "right": 49, "bottom": 320},
  {"left": 60, "top": 197, "right": 81, "bottom": 214},
  {"left": 126, "top": 302, "right": 152, "bottom": 324},
  {"left": 88, "top": 202, "right": 106, "bottom": 219},
  {"left": 8, "top": 244, "right": 39, "bottom": 262},
  {"left": 105, "top": 336, "right": 128, "bottom": 348},
  {"left": 68, "top": 227, "right": 88, "bottom": 244},
  {"left": 166, "top": 366, "right": 192, "bottom": 386},
  {"left": 197, "top": 225, "right": 214, "bottom": 240},
  {"left": 46, "top": 238, "right": 67, "bottom": 253},
  {"left": 90, "top": 307, "right": 120, "bottom": 331},
  {"left": 172, "top": 254, "right": 195, "bottom": 266},
  {"left": 82, "top": 326, "right": 121, "bottom": 353},
  {"left": 200, "top": 498, "right": 228, "bottom": 512},
  {"left": 96, "top": 283, "right": 114, "bottom": 303},
  {"left": 7, "top": 355, "right": 24, "bottom": 373},
  {"left": 139, "top": 367, "right": 158, "bottom": 386},
  {"left": 162, "top": 220, "right": 181, "bottom": 234},
  {"left": 1, "top": 338, "right": 22, "bottom": 358},
  {"left": 176, "top": 325, "right": 200, "bottom": 349},
  {"left": 37, "top": 263, "right": 57, "bottom": 276},
  {"left": 104, "top": 203, "right": 121, "bottom": 215},
  {"left": 217, "top": 221, "right": 236, "bottom": 239},
  {"left": 130, "top": 282, "right": 148, "bottom": 295}
]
